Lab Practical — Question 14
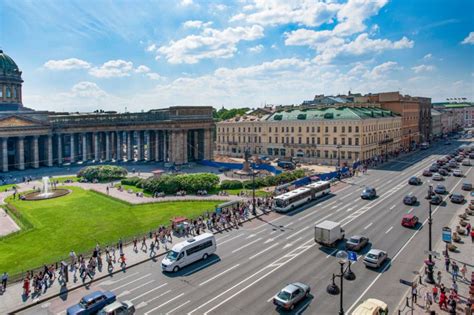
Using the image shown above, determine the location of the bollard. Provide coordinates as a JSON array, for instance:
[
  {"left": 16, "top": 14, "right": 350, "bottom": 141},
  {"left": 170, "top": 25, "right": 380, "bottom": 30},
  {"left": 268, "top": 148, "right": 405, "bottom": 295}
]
[{"left": 406, "top": 296, "right": 410, "bottom": 307}]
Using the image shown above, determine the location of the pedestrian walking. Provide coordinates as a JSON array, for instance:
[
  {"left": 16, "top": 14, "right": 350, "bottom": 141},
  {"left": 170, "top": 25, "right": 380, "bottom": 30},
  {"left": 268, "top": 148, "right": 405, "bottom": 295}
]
[
  {"left": 106, "top": 255, "right": 113, "bottom": 272},
  {"left": 22, "top": 277, "right": 30, "bottom": 296},
  {"left": 460, "top": 263, "right": 467, "bottom": 281},
  {"left": 445, "top": 257, "right": 450, "bottom": 272},
  {"left": 69, "top": 250, "right": 76, "bottom": 265},
  {"left": 1, "top": 272, "right": 8, "bottom": 292},
  {"left": 451, "top": 261, "right": 459, "bottom": 281},
  {"left": 118, "top": 238, "right": 123, "bottom": 252},
  {"left": 432, "top": 286, "right": 438, "bottom": 303},
  {"left": 466, "top": 222, "right": 471, "bottom": 235},
  {"left": 439, "top": 291, "right": 448, "bottom": 310},
  {"left": 133, "top": 237, "right": 138, "bottom": 252},
  {"left": 437, "top": 271, "right": 442, "bottom": 285},
  {"left": 424, "top": 291, "right": 432, "bottom": 311},
  {"left": 411, "top": 285, "right": 418, "bottom": 304},
  {"left": 119, "top": 254, "right": 126, "bottom": 268},
  {"left": 150, "top": 241, "right": 155, "bottom": 257},
  {"left": 141, "top": 236, "right": 147, "bottom": 252}
]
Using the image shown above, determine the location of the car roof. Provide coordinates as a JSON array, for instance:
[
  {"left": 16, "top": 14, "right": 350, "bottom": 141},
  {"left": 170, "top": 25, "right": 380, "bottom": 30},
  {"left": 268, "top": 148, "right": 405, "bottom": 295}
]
[
  {"left": 82, "top": 291, "right": 104, "bottom": 302},
  {"left": 368, "top": 249, "right": 384, "bottom": 255},
  {"left": 403, "top": 214, "right": 415, "bottom": 219},
  {"left": 101, "top": 301, "right": 124, "bottom": 312},
  {"left": 349, "top": 235, "right": 363, "bottom": 240},
  {"left": 282, "top": 283, "right": 301, "bottom": 293}
]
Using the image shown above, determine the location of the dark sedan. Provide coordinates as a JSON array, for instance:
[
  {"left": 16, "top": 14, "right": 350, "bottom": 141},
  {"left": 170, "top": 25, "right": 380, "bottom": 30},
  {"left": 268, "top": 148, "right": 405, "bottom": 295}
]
[
  {"left": 67, "top": 291, "right": 116, "bottom": 315},
  {"left": 403, "top": 194, "right": 417, "bottom": 205},
  {"left": 449, "top": 194, "right": 465, "bottom": 204},
  {"left": 422, "top": 170, "right": 432, "bottom": 177},
  {"left": 435, "top": 184, "right": 447, "bottom": 194},
  {"left": 430, "top": 195, "right": 443, "bottom": 205},
  {"left": 408, "top": 176, "right": 422, "bottom": 185},
  {"left": 438, "top": 169, "right": 449, "bottom": 176}
]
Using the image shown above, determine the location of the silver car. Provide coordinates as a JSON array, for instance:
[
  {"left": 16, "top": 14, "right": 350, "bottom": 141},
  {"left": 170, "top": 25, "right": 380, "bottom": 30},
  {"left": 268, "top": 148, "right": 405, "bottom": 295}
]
[
  {"left": 273, "top": 282, "right": 310, "bottom": 310},
  {"left": 98, "top": 301, "right": 135, "bottom": 315},
  {"left": 363, "top": 249, "right": 388, "bottom": 268},
  {"left": 346, "top": 235, "right": 369, "bottom": 251}
]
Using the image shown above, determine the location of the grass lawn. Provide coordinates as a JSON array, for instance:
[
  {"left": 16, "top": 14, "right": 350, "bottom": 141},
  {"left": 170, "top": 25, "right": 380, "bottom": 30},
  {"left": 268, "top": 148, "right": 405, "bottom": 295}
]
[
  {"left": 0, "top": 186, "right": 223, "bottom": 276},
  {"left": 115, "top": 184, "right": 152, "bottom": 197},
  {"left": 52, "top": 175, "right": 79, "bottom": 183},
  {"left": 0, "top": 183, "right": 19, "bottom": 192}
]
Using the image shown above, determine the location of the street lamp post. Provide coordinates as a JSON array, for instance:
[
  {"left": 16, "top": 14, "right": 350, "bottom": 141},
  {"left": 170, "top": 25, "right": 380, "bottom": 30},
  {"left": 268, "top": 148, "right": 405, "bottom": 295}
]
[
  {"left": 251, "top": 168, "right": 258, "bottom": 216},
  {"left": 385, "top": 134, "right": 389, "bottom": 161},
  {"left": 326, "top": 251, "right": 356, "bottom": 315},
  {"left": 336, "top": 144, "right": 341, "bottom": 178},
  {"left": 425, "top": 184, "right": 435, "bottom": 283}
]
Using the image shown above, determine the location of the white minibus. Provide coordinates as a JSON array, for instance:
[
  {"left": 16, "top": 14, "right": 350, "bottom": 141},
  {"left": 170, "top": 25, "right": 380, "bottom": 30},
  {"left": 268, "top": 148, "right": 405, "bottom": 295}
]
[{"left": 161, "top": 233, "right": 216, "bottom": 272}]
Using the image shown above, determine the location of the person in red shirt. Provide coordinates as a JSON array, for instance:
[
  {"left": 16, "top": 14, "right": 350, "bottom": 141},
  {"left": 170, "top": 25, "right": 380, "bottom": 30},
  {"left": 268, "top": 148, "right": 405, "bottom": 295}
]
[{"left": 439, "top": 291, "right": 448, "bottom": 310}]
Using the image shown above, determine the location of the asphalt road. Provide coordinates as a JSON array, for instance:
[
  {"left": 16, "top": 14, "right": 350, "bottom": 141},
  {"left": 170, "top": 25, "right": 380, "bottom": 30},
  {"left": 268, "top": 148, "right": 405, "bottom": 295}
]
[{"left": 19, "top": 141, "right": 473, "bottom": 315}]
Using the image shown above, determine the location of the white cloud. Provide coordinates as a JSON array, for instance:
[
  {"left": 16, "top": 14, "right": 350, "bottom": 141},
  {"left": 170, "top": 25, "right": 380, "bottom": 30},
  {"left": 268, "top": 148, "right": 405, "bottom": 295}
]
[
  {"left": 213, "top": 4, "right": 227, "bottom": 11},
  {"left": 183, "top": 20, "right": 212, "bottom": 29},
  {"left": 146, "top": 73, "right": 162, "bottom": 80},
  {"left": 214, "top": 58, "right": 310, "bottom": 78},
  {"left": 333, "top": 0, "right": 388, "bottom": 36},
  {"left": 43, "top": 58, "right": 91, "bottom": 70},
  {"left": 69, "top": 81, "right": 107, "bottom": 98},
  {"left": 412, "top": 64, "right": 436, "bottom": 73},
  {"left": 461, "top": 32, "right": 474, "bottom": 44},
  {"left": 248, "top": 44, "right": 264, "bottom": 53},
  {"left": 157, "top": 25, "right": 264, "bottom": 64},
  {"left": 368, "top": 61, "right": 401, "bottom": 78},
  {"left": 179, "top": 0, "right": 194, "bottom": 7},
  {"left": 146, "top": 44, "right": 158, "bottom": 52},
  {"left": 423, "top": 53, "right": 433, "bottom": 60},
  {"left": 89, "top": 59, "right": 134, "bottom": 78},
  {"left": 135, "top": 65, "right": 151, "bottom": 73},
  {"left": 230, "top": 0, "right": 340, "bottom": 27}
]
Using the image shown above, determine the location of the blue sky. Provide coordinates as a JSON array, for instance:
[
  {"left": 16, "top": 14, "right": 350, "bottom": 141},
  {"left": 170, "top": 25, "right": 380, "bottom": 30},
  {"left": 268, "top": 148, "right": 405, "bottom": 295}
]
[{"left": 1, "top": 0, "right": 473, "bottom": 112}]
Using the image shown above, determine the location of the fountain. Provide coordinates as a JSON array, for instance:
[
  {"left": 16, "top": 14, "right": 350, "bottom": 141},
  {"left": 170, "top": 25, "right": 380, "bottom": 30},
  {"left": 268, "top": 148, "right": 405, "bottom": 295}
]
[{"left": 22, "top": 177, "right": 70, "bottom": 201}]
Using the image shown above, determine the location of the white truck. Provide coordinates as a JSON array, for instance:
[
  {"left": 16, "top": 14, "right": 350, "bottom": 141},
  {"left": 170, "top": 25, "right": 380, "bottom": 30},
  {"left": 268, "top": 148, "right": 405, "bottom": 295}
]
[{"left": 314, "top": 220, "right": 345, "bottom": 247}]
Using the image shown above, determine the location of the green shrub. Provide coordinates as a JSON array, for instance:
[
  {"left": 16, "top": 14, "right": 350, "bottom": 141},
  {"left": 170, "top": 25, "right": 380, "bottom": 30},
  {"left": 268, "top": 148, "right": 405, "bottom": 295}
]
[
  {"left": 121, "top": 176, "right": 142, "bottom": 186},
  {"left": 142, "top": 173, "right": 220, "bottom": 194},
  {"left": 77, "top": 165, "right": 127, "bottom": 181},
  {"left": 220, "top": 180, "right": 243, "bottom": 190}
]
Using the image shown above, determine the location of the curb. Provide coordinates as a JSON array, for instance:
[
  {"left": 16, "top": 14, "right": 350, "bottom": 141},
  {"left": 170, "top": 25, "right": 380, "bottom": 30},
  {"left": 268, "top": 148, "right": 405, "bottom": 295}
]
[{"left": 8, "top": 209, "right": 273, "bottom": 314}]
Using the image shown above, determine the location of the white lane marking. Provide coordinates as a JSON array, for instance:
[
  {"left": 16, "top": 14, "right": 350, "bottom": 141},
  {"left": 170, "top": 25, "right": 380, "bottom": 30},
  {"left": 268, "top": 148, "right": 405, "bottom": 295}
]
[
  {"left": 269, "top": 230, "right": 277, "bottom": 235},
  {"left": 215, "top": 234, "right": 233, "bottom": 242},
  {"left": 199, "top": 264, "right": 240, "bottom": 286},
  {"left": 346, "top": 166, "right": 472, "bottom": 314},
  {"left": 285, "top": 226, "right": 311, "bottom": 240},
  {"left": 100, "top": 271, "right": 140, "bottom": 286},
  {"left": 346, "top": 207, "right": 354, "bottom": 212},
  {"left": 144, "top": 293, "right": 185, "bottom": 315},
  {"left": 385, "top": 226, "right": 393, "bottom": 234},
  {"left": 248, "top": 243, "right": 279, "bottom": 260},
  {"left": 407, "top": 208, "right": 414, "bottom": 213},
  {"left": 363, "top": 222, "right": 373, "bottom": 230},
  {"left": 322, "top": 200, "right": 337, "bottom": 209},
  {"left": 118, "top": 279, "right": 155, "bottom": 297},
  {"left": 138, "top": 290, "right": 172, "bottom": 308},
  {"left": 254, "top": 229, "right": 267, "bottom": 236},
  {"left": 298, "top": 210, "right": 318, "bottom": 221},
  {"left": 326, "top": 248, "right": 338, "bottom": 259},
  {"left": 218, "top": 234, "right": 244, "bottom": 245},
  {"left": 389, "top": 204, "right": 396, "bottom": 210},
  {"left": 111, "top": 273, "right": 151, "bottom": 291},
  {"left": 386, "top": 179, "right": 392, "bottom": 184},
  {"left": 231, "top": 238, "right": 263, "bottom": 253},
  {"left": 182, "top": 259, "right": 219, "bottom": 276},
  {"left": 166, "top": 300, "right": 191, "bottom": 315},
  {"left": 282, "top": 237, "right": 303, "bottom": 250},
  {"left": 245, "top": 234, "right": 256, "bottom": 239},
  {"left": 339, "top": 192, "right": 354, "bottom": 200},
  {"left": 267, "top": 295, "right": 274, "bottom": 303},
  {"left": 130, "top": 283, "right": 168, "bottom": 302},
  {"left": 331, "top": 205, "right": 338, "bottom": 209},
  {"left": 286, "top": 221, "right": 295, "bottom": 227},
  {"left": 196, "top": 240, "right": 316, "bottom": 315}
]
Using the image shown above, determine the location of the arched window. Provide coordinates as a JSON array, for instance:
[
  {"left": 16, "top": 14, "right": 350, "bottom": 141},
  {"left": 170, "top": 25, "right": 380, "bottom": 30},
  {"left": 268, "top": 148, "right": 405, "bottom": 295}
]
[
  {"left": 0, "top": 85, "right": 3, "bottom": 98},
  {"left": 6, "top": 86, "right": 11, "bottom": 98}
]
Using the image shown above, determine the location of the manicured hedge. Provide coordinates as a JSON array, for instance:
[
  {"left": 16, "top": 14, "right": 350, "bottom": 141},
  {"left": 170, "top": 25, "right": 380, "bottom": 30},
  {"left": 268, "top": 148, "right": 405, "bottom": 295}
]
[
  {"left": 141, "top": 173, "right": 220, "bottom": 194},
  {"left": 121, "top": 176, "right": 143, "bottom": 187},
  {"left": 220, "top": 180, "right": 243, "bottom": 190},
  {"left": 77, "top": 165, "right": 127, "bottom": 181}
]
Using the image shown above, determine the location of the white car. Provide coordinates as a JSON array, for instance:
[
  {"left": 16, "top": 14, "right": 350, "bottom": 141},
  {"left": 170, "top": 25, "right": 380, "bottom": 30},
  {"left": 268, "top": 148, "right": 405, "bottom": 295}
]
[
  {"left": 363, "top": 249, "right": 388, "bottom": 268},
  {"left": 98, "top": 301, "right": 135, "bottom": 315},
  {"left": 462, "top": 159, "right": 471, "bottom": 166},
  {"left": 453, "top": 170, "right": 463, "bottom": 177},
  {"left": 432, "top": 173, "right": 443, "bottom": 181}
]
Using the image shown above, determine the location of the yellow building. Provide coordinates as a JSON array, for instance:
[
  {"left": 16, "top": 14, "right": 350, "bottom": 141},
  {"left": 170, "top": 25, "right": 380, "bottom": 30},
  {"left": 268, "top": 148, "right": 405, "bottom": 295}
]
[{"left": 216, "top": 107, "right": 402, "bottom": 165}]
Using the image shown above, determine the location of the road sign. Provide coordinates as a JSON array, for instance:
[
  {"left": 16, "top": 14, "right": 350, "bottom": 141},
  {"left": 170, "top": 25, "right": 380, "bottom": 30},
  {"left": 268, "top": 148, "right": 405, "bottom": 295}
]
[
  {"left": 347, "top": 251, "right": 357, "bottom": 262},
  {"left": 442, "top": 227, "right": 452, "bottom": 243},
  {"left": 399, "top": 279, "right": 413, "bottom": 287},
  {"left": 424, "top": 250, "right": 440, "bottom": 258}
]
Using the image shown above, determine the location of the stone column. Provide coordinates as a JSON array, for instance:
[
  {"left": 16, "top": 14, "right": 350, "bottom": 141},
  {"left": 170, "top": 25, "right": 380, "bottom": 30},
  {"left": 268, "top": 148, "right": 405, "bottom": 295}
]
[
  {"left": 163, "top": 130, "right": 168, "bottom": 162},
  {"left": 182, "top": 130, "right": 188, "bottom": 164},
  {"left": 145, "top": 131, "right": 151, "bottom": 161},
  {"left": 57, "top": 134, "right": 63, "bottom": 165},
  {"left": 70, "top": 133, "right": 76, "bottom": 163},
  {"left": 135, "top": 131, "right": 142, "bottom": 161},
  {"left": 194, "top": 130, "right": 199, "bottom": 160},
  {"left": 127, "top": 131, "right": 133, "bottom": 161},
  {"left": 82, "top": 133, "right": 88, "bottom": 162},
  {"left": 94, "top": 132, "right": 99, "bottom": 161},
  {"left": 32, "top": 136, "right": 39, "bottom": 168},
  {"left": 116, "top": 131, "right": 122, "bottom": 161},
  {"left": 204, "top": 128, "right": 212, "bottom": 160},
  {"left": 154, "top": 131, "right": 160, "bottom": 162},
  {"left": 47, "top": 135, "right": 53, "bottom": 167},
  {"left": 105, "top": 132, "right": 111, "bottom": 161},
  {"left": 2, "top": 138, "right": 8, "bottom": 172},
  {"left": 17, "top": 137, "right": 25, "bottom": 170}
]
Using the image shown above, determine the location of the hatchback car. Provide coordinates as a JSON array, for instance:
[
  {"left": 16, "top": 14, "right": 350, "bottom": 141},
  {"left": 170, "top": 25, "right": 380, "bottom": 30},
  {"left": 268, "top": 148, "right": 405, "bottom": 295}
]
[
  {"left": 67, "top": 291, "right": 116, "bottom": 315},
  {"left": 98, "top": 301, "right": 135, "bottom": 315},
  {"left": 361, "top": 187, "right": 377, "bottom": 199},
  {"left": 363, "top": 249, "right": 388, "bottom": 268},
  {"left": 401, "top": 214, "right": 419, "bottom": 228},
  {"left": 435, "top": 184, "right": 447, "bottom": 194},
  {"left": 462, "top": 159, "right": 471, "bottom": 166},
  {"left": 430, "top": 195, "right": 443, "bottom": 205},
  {"left": 273, "top": 282, "right": 310, "bottom": 310},
  {"left": 345, "top": 235, "right": 369, "bottom": 251},
  {"left": 403, "top": 194, "right": 417, "bottom": 205},
  {"left": 408, "top": 176, "right": 422, "bottom": 185},
  {"left": 422, "top": 170, "right": 432, "bottom": 177},
  {"left": 432, "top": 173, "right": 443, "bottom": 181},
  {"left": 438, "top": 169, "right": 449, "bottom": 176},
  {"left": 462, "top": 182, "right": 472, "bottom": 191},
  {"left": 456, "top": 156, "right": 464, "bottom": 162},
  {"left": 453, "top": 170, "right": 463, "bottom": 177},
  {"left": 449, "top": 193, "right": 465, "bottom": 204}
]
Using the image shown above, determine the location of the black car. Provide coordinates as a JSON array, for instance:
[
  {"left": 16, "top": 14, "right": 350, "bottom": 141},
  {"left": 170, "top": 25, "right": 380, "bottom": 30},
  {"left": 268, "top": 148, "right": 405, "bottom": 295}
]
[
  {"left": 438, "top": 169, "right": 449, "bottom": 176},
  {"left": 462, "top": 182, "right": 472, "bottom": 191},
  {"left": 430, "top": 195, "right": 443, "bottom": 205},
  {"left": 361, "top": 187, "right": 377, "bottom": 199},
  {"left": 429, "top": 165, "right": 439, "bottom": 172},
  {"left": 422, "top": 170, "right": 433, "bottom": 177},
  {"left": 403, "top": 194, "right": 417, "bottom": 205},
  {"left": 450, "top": 194, "right": 465, "bottom": 204},
  {"left": 408, "top": 176, "right": 422, "bottom": 185},
  {"left": 435, "top": 184, "right": 447, "bottom": 194}
]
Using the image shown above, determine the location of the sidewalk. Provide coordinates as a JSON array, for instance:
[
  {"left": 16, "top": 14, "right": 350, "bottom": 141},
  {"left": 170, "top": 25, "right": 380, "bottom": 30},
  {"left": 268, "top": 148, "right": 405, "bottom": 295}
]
[{"left": 397, "top": 201, "right": 474, "bottom": 314}]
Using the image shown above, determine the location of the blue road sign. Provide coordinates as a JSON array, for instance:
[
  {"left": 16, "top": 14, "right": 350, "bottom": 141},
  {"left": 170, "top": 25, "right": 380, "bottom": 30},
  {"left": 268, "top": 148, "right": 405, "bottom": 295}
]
[
  {"left": 442, "top": 227, "right": 452, "bottom": 243},
  {"left": 348, "top": 251, "right": 357, "bottom": 262}
]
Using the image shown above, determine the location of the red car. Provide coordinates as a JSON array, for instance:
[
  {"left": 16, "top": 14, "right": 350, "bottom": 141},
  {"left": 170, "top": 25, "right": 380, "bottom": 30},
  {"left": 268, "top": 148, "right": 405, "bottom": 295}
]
[{"left": 401, "top": 214, "right": 419, "bottom": 228}]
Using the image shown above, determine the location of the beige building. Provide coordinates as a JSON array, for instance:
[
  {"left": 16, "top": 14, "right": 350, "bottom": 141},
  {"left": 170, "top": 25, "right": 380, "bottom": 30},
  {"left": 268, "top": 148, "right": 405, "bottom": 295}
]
[
  {"left": 431, "top": 109, "right": 442, "bottom": 137},
  {"left": 216, "top": 107, "right": 402, "bottom": 165}
]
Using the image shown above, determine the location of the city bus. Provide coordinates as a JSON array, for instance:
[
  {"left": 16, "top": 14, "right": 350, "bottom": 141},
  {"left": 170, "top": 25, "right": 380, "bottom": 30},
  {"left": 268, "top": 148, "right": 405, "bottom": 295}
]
[
  {"left": 273, "top": 181, "right": 331, "bottom": 212},
  {"left": 306, "top": 180, "right": 331, "bottom": 199}
]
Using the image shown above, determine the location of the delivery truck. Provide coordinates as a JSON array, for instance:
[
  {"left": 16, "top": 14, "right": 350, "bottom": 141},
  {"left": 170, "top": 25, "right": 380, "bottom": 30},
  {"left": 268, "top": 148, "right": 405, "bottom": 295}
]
[{"left": 314, "top": 220, "right": 345, "bottom": 247}]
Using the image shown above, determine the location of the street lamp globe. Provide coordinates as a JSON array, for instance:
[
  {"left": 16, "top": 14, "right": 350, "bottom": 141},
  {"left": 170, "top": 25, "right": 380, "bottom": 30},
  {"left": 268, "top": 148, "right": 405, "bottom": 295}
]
[{"left": 336, "top": 250, "right": 348, "bottom": 264}]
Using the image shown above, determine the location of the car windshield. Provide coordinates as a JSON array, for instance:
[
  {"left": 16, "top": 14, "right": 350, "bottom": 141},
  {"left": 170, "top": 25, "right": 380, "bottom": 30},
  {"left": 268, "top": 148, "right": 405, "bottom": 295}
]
[
  {"left": 275, "top": 199, "right": 288, "bottom": 207},
  {"left": 367, "top": 253, "right": 378, "bottom": 259},
  {"left": 349, "top": 238, "right": 359, "bottom": 244},
  {"left": 277, "top": 290, "right": 291, "bottom": 301},
  {"left": 79, "top": 298, "right": 88, "bottom": 308},
  {"left": 166, "top": 250, "right": 180, "bottom": 261}
]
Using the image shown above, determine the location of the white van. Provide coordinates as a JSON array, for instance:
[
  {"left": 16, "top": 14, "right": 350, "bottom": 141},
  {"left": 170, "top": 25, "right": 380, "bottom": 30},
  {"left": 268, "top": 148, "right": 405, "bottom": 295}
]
[{"left": 161, "top": 233, "right": 216, "bottom": 272}]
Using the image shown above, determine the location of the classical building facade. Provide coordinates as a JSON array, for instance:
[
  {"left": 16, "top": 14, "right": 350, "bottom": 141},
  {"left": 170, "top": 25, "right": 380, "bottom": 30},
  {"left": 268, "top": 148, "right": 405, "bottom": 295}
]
[
  {"left": 0, "top": 50, "right": 214, "bottom": 172},
  {"left": 431, "top": 109, "right": 442, "bottom": 137},
  {"left": 433, "top": 102, "right": 474, "bottom": 131},
  {"left": 216, "top": 107, "right": 402, "bottom": 165}
]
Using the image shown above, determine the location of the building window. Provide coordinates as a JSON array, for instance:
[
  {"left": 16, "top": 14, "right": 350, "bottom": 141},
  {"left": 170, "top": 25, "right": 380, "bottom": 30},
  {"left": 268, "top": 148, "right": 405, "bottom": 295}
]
[
  {"left": 269, "top": 136, "right": 272, "bottom": 143},
  {"left": 355, "top": 126, "right": 359, "bottom": 133},
  {"left": 317, "top": 150, "right": 320, "bottom": 157},
  {"left": 291, "top": 127, "right": 294, "bottom": 132},
  {"left": 259, "top": 127, "right": 261, "bottom": 132},
  {"left": 306, "top": 137, "right": 309, "bottom": 144},
  {"left": 282, "top": 137, "right": 284, "bottom": 143},
  {"left": 342, "top": 126, "right": 345, "bottom": 133},
  {"left": 269, "top": 127, "right": 272, "bottom": 132},
  {"left": 275, "top": 137, "right": 278, "bottom": 143},
  {"left": 317, "top": 126, "right": 321, "bottom": 133},
  {"left": 341, "top": 138, "right": 345, "bottom": 145},
  {"left": 298, "top": 127, "right": 302, "bottom": 133},
  {"left": 6, "top": 87, "right": 11, "bottom": 98},
  {"left": 312, "top": 137, "right": 315, "bottom": 144},
  {"left": 307, "top": 126, "right": 310, "bottom": 133},
  {"left": 13, "top": 86, "right": 17, "bottom": 99},
  {"left": 348, "top": 137, "right": 352, "bottom": 145},
  {"left": 355, "top": 138, "right": 359, "bottom": 145},
  {"left": 325, "top": 126, "right": 328, "bottom": 133},
  {"left": 333, "top": 138, "right": 337, "bottom": 145},
  {"left": 258, "top": 136, "right": 261, "bottom": 143},
  {"left": 286, "top": 127, "right": 289, "bottom": 133},
  {"left": 286, "top": 137, "right": 289, "bottom": 143},
  {"left": 238, "top": 136, "right": 240, "bottom": 142},
  {"left": 333, "top": 126, "right": 337, "bottom": 132},
  {"left": 325, "top": 137, "right": 328, "bottom": 145},
  {"left": 348, "top": 126, "right": 352, "bottom": 133},
  {"left": 298, "top": 137, "right": 302, "bottom": 144},
  {"left": 312, "top": 126, "right": 315, "bottom": 133},
  {"left": 324, "top": 150, "right": 328, "bottom": 158},
  {"left": 341, "top": 151, "right": 345, "bottom": 159},
  {"left": 291, "top": 137, "right": 294, "bottom": 144},
  {"left": 317, "top": 137, "right": 320, "bottom": 144}
]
